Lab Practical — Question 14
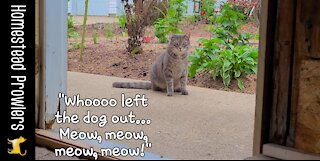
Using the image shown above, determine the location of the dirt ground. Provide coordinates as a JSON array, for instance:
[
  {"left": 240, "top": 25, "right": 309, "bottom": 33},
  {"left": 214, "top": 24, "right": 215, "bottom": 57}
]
[{"left": 68, "top": 21, "right": 258, "bottom": 94}]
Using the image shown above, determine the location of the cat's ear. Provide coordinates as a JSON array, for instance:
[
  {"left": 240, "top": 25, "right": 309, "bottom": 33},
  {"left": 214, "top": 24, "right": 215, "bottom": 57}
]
[
  {"left": 185, "top": 32, "right": 191, "bottom": 40},
  {"left": 170, "top": 34, "right": 176, "bottom": 41}
]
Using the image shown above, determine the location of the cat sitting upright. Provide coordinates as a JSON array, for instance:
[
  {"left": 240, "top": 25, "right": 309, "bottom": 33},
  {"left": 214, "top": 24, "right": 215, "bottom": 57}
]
[{"left": 113, "top": 34, "right": 190, "bottom": 96}]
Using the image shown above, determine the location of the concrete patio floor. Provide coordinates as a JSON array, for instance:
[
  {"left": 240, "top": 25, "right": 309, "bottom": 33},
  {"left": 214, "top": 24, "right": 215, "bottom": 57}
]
[{"left": 46, "top": 71, "right": 256, "bottom": 160}]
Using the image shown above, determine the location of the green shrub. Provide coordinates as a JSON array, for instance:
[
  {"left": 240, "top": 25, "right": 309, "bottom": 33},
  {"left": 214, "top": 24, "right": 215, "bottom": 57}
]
[
  {"left": 188, "top": 3, "right": 258, "bottom": 90},
  {"left": 200, "top": 0, "right": 217, "bottom": 24},
  {"left": 189, "top": 39, "right": 258, "bottom": 90},
  {"left": 154, "top": 0, "right": 187, "bottom": 43}
]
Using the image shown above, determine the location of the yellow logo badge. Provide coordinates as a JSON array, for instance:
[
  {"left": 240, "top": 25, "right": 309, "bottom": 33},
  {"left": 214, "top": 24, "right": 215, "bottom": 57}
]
[{"left": 8, "top": 136, "right": 27, "bottom": 156}]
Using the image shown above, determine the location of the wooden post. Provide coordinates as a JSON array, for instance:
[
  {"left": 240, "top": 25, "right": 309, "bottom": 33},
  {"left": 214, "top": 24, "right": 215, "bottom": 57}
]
[
  {"left": 38, "top": 0, "right": 68, "bottom": 129},
  {"left": 253, "top": 0, "right": 278, "bottom": 155},
  {"left": 268, "top": 0, "right": 296, "bottom": 145},
  {"left": 293, "top": 0, "right": 320, "bottom": 154},
  {"left": 254, "top": 0, "right": 320, "bottom": 157}
]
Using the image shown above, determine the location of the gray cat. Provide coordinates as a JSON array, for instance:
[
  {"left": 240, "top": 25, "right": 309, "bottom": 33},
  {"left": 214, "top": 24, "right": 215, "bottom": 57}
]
[{"left": 112, "top": 34, "right": 190, "bottom": 96}]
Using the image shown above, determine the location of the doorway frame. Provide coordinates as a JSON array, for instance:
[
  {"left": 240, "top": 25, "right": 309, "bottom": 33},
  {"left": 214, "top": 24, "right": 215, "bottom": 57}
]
[{"left": 36, "top": 0, "right": 320, "bottom": 160}]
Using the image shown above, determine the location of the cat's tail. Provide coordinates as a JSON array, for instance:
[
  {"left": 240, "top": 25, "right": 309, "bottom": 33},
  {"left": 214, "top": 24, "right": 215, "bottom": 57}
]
[
  {"left": 112, "top": 82, "right": 152, "bottom": 90},
  {"left": 20, "top": 150, "right": 27, "bottom": 157}
]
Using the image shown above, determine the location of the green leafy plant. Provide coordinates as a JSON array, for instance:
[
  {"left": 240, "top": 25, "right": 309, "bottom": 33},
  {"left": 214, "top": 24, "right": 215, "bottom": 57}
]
[
  {"left": 72, "top": 42, "right": 81, "bottom": 49},
  {"left": 188, "top": 3, "right": 258, "bottom": 90},
  {"left": 154, "top": 18, "right": 182, "bottom": 43},
  {"left": 68, "top": 29, "right": 79, "bottom": 39},
  {"left": 199, "top": 0, "right": 218, "bottom": 24},
  {"left": 92, "top": 30, "right": 98, "bottom": 44},
  {"left": 66, "top": 0, "right": 88, "bottom": 55},
  {"left": 154, "top": 0, "right": 187, "bottom": 43},
  {"left": 68, "top": 15, "right": 74, "bottom": 30},
  {"left": 117, "top": 14, "right": 128, "bottom": 37},
  {"left": 104, "top": 26, "right": 113, "bottom": 39},
  {"left": 67, "top": 1, "right": 82, "bottom": 50},
  {"left": 68, "top": 25, "right": 81, "bottom": 50},
  {"left": 117, "top": 15, "right": 128, "bottom": 37},
  {"left": 213, "top": 3, "right": 247, "bottom": 44},
  {"left": 67, "top": 15, "right": 78, "bottom": 38},
  {"left": 189, "top": 39, "right": 258, "bottom": 90},
  {"left": 117, "top": 15, "right": 127, "bottom": 29}
]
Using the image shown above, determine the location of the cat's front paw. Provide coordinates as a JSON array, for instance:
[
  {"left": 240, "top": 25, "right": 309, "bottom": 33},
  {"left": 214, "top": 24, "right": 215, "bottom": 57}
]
[
  {"left": 181, "top": 90, "right": 188, "bottom": 95},
  {"left": 167, "top": 92, "right": 173, "bottom": 96}
]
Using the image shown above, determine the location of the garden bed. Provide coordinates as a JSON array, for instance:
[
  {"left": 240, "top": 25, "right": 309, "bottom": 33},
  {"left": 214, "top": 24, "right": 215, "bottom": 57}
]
[{"left": 68, "top": 22, "right": 258, "bottom": 94}]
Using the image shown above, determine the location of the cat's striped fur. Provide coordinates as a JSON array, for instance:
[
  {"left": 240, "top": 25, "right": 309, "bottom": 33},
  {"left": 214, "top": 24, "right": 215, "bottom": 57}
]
[{"left": 112, "top": 34, "right": 190, "bottom": 96}]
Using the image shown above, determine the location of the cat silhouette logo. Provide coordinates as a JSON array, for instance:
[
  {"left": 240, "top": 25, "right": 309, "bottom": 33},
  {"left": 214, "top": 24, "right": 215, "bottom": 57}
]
[{"left": 8, "top": 136, "right": 27, "bottom": 156}]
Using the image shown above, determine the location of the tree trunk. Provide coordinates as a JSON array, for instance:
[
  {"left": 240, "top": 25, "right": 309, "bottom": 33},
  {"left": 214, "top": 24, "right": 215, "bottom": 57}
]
[
  {"left": 124, "top": 0, "right": 144, "bottom": 54},
  {"left": 80, "top": 0, "right": 89, "bottom": 60}
]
